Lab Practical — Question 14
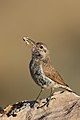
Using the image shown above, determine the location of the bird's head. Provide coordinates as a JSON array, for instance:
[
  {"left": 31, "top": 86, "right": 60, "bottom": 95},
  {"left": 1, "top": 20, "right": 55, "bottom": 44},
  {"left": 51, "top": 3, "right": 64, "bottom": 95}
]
[{"left": 23, "top": 36, "right": 49, "bottom": 61}]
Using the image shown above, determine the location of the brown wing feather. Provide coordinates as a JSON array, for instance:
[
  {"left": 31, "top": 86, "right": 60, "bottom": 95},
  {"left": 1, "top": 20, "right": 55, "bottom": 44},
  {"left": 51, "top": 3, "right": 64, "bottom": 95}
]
[{"left": 43, "top": 63, "right": 69, "bottom": 87}]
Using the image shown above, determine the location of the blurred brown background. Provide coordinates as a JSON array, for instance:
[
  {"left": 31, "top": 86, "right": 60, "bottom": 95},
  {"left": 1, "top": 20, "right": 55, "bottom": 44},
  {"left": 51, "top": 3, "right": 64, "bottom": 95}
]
[{"left": 0, "top": 0, "right": 80, "bottom": 107}]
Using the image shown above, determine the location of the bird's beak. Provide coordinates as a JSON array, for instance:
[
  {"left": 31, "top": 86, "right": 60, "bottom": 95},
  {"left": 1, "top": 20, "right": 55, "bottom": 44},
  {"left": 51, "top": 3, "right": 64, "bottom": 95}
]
[{"left": 23, "top": 36, "right": 36, "bottom": 47}]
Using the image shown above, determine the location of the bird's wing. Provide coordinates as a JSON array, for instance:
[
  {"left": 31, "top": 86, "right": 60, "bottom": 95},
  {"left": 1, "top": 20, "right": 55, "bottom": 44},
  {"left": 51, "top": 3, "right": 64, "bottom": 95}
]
[{"left": 43, "top": 64, "right": 69, "bottom": 87}]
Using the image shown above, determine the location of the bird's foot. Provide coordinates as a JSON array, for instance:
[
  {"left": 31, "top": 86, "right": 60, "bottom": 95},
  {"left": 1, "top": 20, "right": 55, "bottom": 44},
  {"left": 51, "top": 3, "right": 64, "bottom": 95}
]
[
  {"left": 45, "top": 96, "right": 56, "bottom": 107},
  {"left": 60, "top": 91, "right": 65, "bottom": 94},
  {"left": 37, "top": 96, "right": 55, "bottom": 109},
  {"left": 30, "top": 100, "right": 39, "bottom": 108}
]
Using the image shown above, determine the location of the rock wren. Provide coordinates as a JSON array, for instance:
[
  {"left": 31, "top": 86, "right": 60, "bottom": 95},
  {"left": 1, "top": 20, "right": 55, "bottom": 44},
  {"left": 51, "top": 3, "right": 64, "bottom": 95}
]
[{"left": 23, "top": 36, "right": 73, "bottom": 100}]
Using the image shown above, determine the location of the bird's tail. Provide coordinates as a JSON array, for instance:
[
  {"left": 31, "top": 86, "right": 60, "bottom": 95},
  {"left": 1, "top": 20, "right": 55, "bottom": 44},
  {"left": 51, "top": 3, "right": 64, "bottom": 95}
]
[{"left": 61, "top": 85, "right": 76, "bottom": 93}]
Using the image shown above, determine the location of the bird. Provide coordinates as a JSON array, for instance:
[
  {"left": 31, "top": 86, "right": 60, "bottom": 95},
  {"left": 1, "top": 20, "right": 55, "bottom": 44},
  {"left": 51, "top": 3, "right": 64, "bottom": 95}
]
[{"left": 23, "top": 36, "right": 73, "bottom": 101}]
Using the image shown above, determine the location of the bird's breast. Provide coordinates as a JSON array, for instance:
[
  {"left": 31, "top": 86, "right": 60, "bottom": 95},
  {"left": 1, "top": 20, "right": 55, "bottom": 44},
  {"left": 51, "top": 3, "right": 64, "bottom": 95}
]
[{"left": 29, "top": 59, "right": 53, "bottom": 88}]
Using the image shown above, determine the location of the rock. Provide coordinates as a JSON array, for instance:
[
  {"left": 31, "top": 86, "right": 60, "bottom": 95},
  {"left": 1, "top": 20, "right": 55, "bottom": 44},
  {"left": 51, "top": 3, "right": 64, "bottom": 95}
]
[{"left": 0, "top": 91, "right": 80, "bottom": 120}]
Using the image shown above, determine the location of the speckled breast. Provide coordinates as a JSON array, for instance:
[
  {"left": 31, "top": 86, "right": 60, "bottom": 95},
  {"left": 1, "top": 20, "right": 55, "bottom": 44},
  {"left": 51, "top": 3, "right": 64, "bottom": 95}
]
[{"left": 29, "top": 59, "right": 52, "bottom": 88}]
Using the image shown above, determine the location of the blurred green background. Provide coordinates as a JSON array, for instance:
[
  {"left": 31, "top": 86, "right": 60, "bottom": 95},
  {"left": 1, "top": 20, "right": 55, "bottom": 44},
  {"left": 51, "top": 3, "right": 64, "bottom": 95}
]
[{"left": 0, "top": 0, "right": 80, "bottom": 107}]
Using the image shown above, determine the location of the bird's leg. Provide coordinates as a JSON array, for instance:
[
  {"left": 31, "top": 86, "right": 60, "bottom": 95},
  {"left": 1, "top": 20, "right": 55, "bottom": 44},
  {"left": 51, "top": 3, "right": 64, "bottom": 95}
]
[
  {"left": 35, "top": 88, "right": 43, "bottom": 101},
  {"left": 39, "top": 88, "right": 55, "bottom": 108},
  {"left": 47, "top": 88, "right": 53, "bottom": 99},
  {"left": 30, "top": 88, "right": 43, "bottom": 108},
  {"left": 46, "top": 88, "right": 54, "bottom": 105},
  {"left": 50, "top": 87, "right": 53, "bottom": 97}
]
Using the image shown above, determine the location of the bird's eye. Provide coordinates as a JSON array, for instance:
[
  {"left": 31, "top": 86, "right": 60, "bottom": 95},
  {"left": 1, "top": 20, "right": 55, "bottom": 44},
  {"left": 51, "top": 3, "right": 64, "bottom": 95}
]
[{"left": 40, "top": 45, "right": 43, "bottom": 49}]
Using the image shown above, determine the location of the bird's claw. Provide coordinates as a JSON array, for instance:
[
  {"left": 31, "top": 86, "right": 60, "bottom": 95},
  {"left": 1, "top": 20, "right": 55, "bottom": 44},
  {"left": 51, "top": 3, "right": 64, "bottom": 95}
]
[
  {"left": 30, "top": 100, "right": 39, "bottom": 108},
  {"left": 37, "top": 96, "right": 56, "bottom": 108}
]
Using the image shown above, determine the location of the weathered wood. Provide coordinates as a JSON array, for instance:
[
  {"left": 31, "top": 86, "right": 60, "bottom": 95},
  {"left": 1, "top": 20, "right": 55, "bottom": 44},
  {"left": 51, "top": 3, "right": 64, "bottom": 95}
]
[{"left": 0, "top": 91, "right": 80, "bottom": 120}]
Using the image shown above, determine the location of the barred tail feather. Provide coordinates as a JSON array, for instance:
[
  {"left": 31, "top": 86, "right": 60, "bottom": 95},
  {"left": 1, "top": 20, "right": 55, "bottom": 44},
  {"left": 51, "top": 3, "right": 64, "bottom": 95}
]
[
  {"left": 64, "top": 86, "right": 73, "bottom": 92},
  {"left": 61, "top": 85, "right": 74, "bottom": 93}
]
